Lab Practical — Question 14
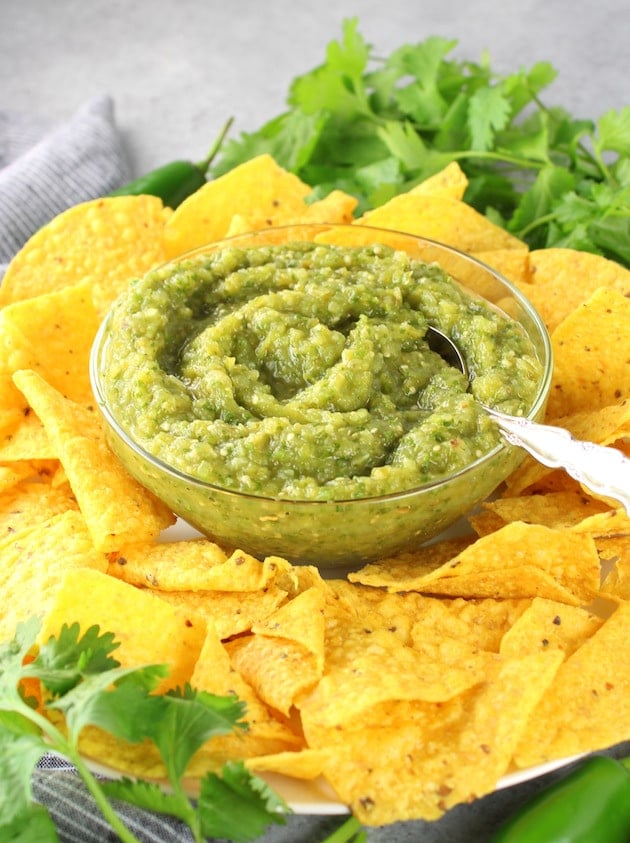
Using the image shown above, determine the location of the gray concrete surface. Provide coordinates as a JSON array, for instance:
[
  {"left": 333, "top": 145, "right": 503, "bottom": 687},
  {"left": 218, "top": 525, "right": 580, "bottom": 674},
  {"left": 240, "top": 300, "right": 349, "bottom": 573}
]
[{"left": 2, "top": 1, "right": 629, "bottom": 841}]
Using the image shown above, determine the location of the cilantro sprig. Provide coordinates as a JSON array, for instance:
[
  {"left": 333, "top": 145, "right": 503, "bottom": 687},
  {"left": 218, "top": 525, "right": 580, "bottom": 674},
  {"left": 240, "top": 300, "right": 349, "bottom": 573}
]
[
  {"left": 0, "top": 617, "right": 290, "bottom": 843},
  {"left": 213, "top": 18, "right": 630, "bottom": 266}
]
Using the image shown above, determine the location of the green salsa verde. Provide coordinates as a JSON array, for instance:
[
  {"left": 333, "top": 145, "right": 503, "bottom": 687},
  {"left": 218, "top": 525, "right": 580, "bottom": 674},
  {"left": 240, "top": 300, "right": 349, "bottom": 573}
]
[{"left": 101, "top": 241, "right": 543, "bottom": 501}]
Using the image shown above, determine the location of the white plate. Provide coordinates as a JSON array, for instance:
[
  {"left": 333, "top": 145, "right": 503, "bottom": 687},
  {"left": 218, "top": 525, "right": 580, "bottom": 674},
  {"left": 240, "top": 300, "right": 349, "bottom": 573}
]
[{"left": 85, "top": 755, "right": 586, "bottom": 815}]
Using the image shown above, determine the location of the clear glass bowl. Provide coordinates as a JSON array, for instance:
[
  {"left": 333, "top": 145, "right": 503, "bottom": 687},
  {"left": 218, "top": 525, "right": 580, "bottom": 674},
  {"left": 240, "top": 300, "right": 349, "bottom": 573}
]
[{"left": 90, "top": 224, "right": 552, "bottom": 567}]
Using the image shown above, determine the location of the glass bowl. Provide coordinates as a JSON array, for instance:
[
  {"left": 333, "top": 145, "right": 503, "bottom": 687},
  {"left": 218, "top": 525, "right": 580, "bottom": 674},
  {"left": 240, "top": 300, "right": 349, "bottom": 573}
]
[{"left": 90, "top": 224, "right": 552, "bottom": 567}]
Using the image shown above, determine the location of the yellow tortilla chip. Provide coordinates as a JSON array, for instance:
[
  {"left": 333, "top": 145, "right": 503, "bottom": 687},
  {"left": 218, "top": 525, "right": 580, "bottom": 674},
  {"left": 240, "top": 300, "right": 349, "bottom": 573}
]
[
  {"left": 0, "top": 479, "right": 78, "bottom": 543},
  {"left": 522, "top": 248, "right": 630, "bottom": 332},
  {"left": 409, "top": 162, "right": 468, "bottom": 200},
  {"left": 471, "top": 248, "right": 531, "bottom": 287},
  {"left": 107, "top": 542, "right": 293, "bottom": 593},
  {"left": 311, "top": 651, "right": 561, "bottom": 826},
  {"left": 251, "top": 586, "right": 326, "bottom": 672},
  {"left": 0, "top": 196, "right": 170, "bottom": 318},
  {"left": 12, "top": 369, "right": 174, "bottom": 551},
  {"left": 355, "top": 193, "right": 526, "bottom": 252},
  {"left": 245, "top": 748, "right": 329, "bottom": 780},
  {"left": 0, "top": 509, "right": 107, "bottom": 643},
  {"left": 38, "top": 567, "right": 206, "bottom": 693},
  {"left": 164, "top": 154, "right": 313, "bottom": 258},
  {"left": 227, "top": 632, "right": 321, "bottom": 717},
  {"left": 514, "top": 601, "right": 630, "bottom": 768},
  {"left": 154, "top": 586, "right": 290, "bottom": 641},
  {"left": 187, "top": 624, "right": 302, "bottom": 771},
  {"left": 348, "top": 536, "right": 474, "bottom": 592},
  {"left": 299, "top": 610, "right": 494, "bottom": 732},
  {"left": 478, "top": 490, "right": 612, "bottom": 531},
  {"left": 600, "top": 536, "right": 630, "bottom": 598},
  {"left": 225, "top": 189, "right": 358, "bottom": 237},
  {"left": 0, "top": 412, "right": 57, "bottom": 462},
  {"left": 0, "top": 280, "right": 98, "bottom": 405},
  {"left": 499, "top": 597, "right": 603, "bottom": 658},
  {"left": 403, "top": 522, "right": 600, "bottom": 605},
  {"left": 546, "top": 287, "right": 630, "bottom": 418}
]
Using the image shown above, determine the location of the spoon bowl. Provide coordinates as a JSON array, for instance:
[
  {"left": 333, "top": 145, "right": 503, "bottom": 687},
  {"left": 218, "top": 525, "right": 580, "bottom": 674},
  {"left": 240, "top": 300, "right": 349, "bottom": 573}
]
[{"left": 425, "top": 326, "right": 630, "bottom": 515}]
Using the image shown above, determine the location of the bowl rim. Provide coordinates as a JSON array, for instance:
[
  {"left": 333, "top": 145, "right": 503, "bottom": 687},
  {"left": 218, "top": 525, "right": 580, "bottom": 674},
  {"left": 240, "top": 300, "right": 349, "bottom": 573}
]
[{"left": 90, "top": 224, "right": 553, "bottom": 507}]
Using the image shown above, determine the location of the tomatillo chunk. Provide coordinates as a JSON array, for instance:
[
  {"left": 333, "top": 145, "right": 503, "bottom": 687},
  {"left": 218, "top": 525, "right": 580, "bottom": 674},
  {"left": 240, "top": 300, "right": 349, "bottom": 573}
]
[
  {"left": 490, "top": 755, "right": 630, "bottom": 843},
  {"left": 99, "top": 241, "right": 542, "bottom": 502}
]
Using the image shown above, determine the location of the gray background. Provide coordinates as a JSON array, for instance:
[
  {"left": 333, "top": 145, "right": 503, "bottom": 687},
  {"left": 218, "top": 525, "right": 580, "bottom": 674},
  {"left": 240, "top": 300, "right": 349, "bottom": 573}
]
[
  {"left": 2, "top": 1, "right": 630, "bottom": 841},
  {"left": 2, "top": 0, "right": 628, "bottom": 175}
]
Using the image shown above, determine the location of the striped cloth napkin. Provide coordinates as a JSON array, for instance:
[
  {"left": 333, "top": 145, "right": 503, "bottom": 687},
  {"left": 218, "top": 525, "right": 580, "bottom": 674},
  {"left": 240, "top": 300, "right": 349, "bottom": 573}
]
[{"left": 0, "top": 94, "right": 130, "bottom": 278}]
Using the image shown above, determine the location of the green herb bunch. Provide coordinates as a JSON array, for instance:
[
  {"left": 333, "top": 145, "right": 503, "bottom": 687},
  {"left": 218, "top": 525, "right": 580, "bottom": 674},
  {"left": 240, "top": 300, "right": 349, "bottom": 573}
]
[
  {"left": 0, "top": 618, "right": 366, "bottom": 842},
  {"left": 213, "top": 18, "right": 630, "bottom": 266}
]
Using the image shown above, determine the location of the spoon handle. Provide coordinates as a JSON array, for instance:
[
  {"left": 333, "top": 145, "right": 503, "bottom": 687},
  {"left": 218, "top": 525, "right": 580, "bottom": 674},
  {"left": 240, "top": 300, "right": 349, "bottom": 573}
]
[{"left": 485, "top": 408, "right": 630, "bottom": 516}]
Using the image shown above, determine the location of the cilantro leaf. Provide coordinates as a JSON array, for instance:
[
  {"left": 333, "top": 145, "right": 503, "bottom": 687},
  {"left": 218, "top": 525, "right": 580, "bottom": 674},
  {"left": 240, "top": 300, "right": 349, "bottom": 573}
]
[
  {"left": 288, "top": 17, "right": 371, "bottom": 117},
  {"left": 596, "top": 106, "right": 630, "bottom": 157},
  {"left": 0, "top": 728, "right": 48, "bottom": 824},
  {"left": 468, "top": 85, "right": 512, "bottom": 151},
  {"left": 32, "top": 623, "right": 120, "bottom": 696},
  {"left": 211, "top": 18, "right": 629, "bottom": 266},
  {"left": 198, "top": 760, "right": 288, "bottom": 843},
  {"left": 102, "top": 778, "right": 190, "bottom": 821},
  {"left": 142, "top": 685, "right": 247, "bottom": 784},
  {"left": 0, "top": 802, "right": 60, "bottom": 843},
  {"left": 0, "top": 618, "right": 291, "bottom": 843}
]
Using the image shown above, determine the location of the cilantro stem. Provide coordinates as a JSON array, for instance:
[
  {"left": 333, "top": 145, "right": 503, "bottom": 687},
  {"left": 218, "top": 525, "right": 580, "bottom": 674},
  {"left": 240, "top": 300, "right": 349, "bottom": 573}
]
[
  {"left": 3, "top": 700, "right": 142, "bottom": 843},
  {"left": 69, "top": 753, "right": 142, "bottom": 843},
  {"left": 320, "top": 815, "right": 366, "bottom": 843},
  {"left": 449, "top": 149, "right": 546, "bottom": 171}
]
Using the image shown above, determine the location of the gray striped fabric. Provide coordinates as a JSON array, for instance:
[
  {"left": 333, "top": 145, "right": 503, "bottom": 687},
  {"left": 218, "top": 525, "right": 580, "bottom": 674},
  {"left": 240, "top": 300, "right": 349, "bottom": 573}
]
[{"left": 0, "top": 94, "right": 130, "bottom": 276}]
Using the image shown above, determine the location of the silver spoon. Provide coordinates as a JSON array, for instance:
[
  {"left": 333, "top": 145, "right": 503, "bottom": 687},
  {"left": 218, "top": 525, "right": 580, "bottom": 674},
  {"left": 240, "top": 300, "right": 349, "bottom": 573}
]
[{"left": 426, "top": 326, "right": 630, "bottom": 515}]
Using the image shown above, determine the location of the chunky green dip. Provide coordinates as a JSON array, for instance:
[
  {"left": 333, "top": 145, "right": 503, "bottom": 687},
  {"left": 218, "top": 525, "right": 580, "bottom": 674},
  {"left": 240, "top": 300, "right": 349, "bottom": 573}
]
[{"left": 101, "top": 241, "right": 542, "bottom": 501}]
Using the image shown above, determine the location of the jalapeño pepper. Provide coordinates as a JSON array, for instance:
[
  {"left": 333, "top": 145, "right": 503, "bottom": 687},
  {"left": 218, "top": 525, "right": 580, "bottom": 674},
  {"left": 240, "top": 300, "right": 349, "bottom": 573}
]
[
  {"left": 490, "top": 755, "right": 630, "bottom": 843},
  {"left": 109, "top": 117, "right": 233, "bottom": 209}
]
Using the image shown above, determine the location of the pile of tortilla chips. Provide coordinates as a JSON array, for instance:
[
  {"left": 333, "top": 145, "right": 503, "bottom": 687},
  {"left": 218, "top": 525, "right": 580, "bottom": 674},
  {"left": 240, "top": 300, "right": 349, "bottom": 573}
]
[{"left": 1, "top": 153, "right": 629, "bottom": 827}]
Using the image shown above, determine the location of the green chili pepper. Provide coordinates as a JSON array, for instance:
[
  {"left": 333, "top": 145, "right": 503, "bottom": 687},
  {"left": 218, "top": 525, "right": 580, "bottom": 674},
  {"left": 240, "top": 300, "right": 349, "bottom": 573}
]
[
  {"left": 109, "top": 117, "right": 234, "bottom": 209},
  {"left": 490, "top": 755, "right": 630, "bottom": 843}
]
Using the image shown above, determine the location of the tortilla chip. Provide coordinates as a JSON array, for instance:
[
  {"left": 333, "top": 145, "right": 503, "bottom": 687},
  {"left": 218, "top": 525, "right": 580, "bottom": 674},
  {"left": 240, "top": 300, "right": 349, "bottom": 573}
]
[
  {"left": 12, "top": 369, "right": 174, "bottom": 551},
  {"left": 499, "top": 597, "right": 603, "bottom": 658},
  {"left": 546, "top": 287, "right": 630, "bottom": 418},
  {"left": 600, "top": 536, "right": 630, "bottom": 598},
  {"left": 0, "top": 412, "right": 57, "bottom": 462},
  {"left": 514, "top": 601, "right": 630, "bottom": 768},
  {"left": 348, "top": 536, "right": 474, "bottom": 592},
  {"left": 355, "top": 194, "right": 526, "bottom": 252},
  {"left": 37, "top": 567, "right": 206, "bottom": 693},
  {"left": 251, "top": 586, "right": 326, "bottom": 672},
  {"left": 411, "top": 597, "right": 531, "bottom": 654},
  {"left": 0, "top": 196, "right": 170, "bottom": 318},
  {"left": 471, "top": 248, "right": 531, "bottom": 288},
  {"left": 522, "top": 248, "right": 630, "bottom": 332},
  {"left": 0, "top": 480, "right": 78, "bottom": 543},
  {"left": 153, "top": 586, "right": 291, "bottom": 640},
  {"left": 245, "top": 748, "right": 329, "bottom": 780},
  {"left": 164, "top": 154, "right": 313, "bottom": 258},
  {"left": 410, "top": 162, "right": 468, "bottom": 200},
  {"left": 478, "top": 490, "right": 612, "bottom": 531},
  {"left": 225, "top": 189, "right": 358, "bottom": 237},
  {"left": 0, "top": 280, "right": 98, "bottom": 404},
  {"left": 227, "top": 632, "right": 321, "bottom": 717},
  {"left": 311, "top": 651, "right": 561, "bottom": 826},
  {"left": 186, "top": 623, "right": 302, "bottom": 770},
  {"left": 107, "top": 542, "right": 293, "bottom": 593},
  {"left": 0, "top": 509, "right": 107, "bottom": 643},
  {"left": 402, "top": 522, "right": 600, "bottom": 605}
]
